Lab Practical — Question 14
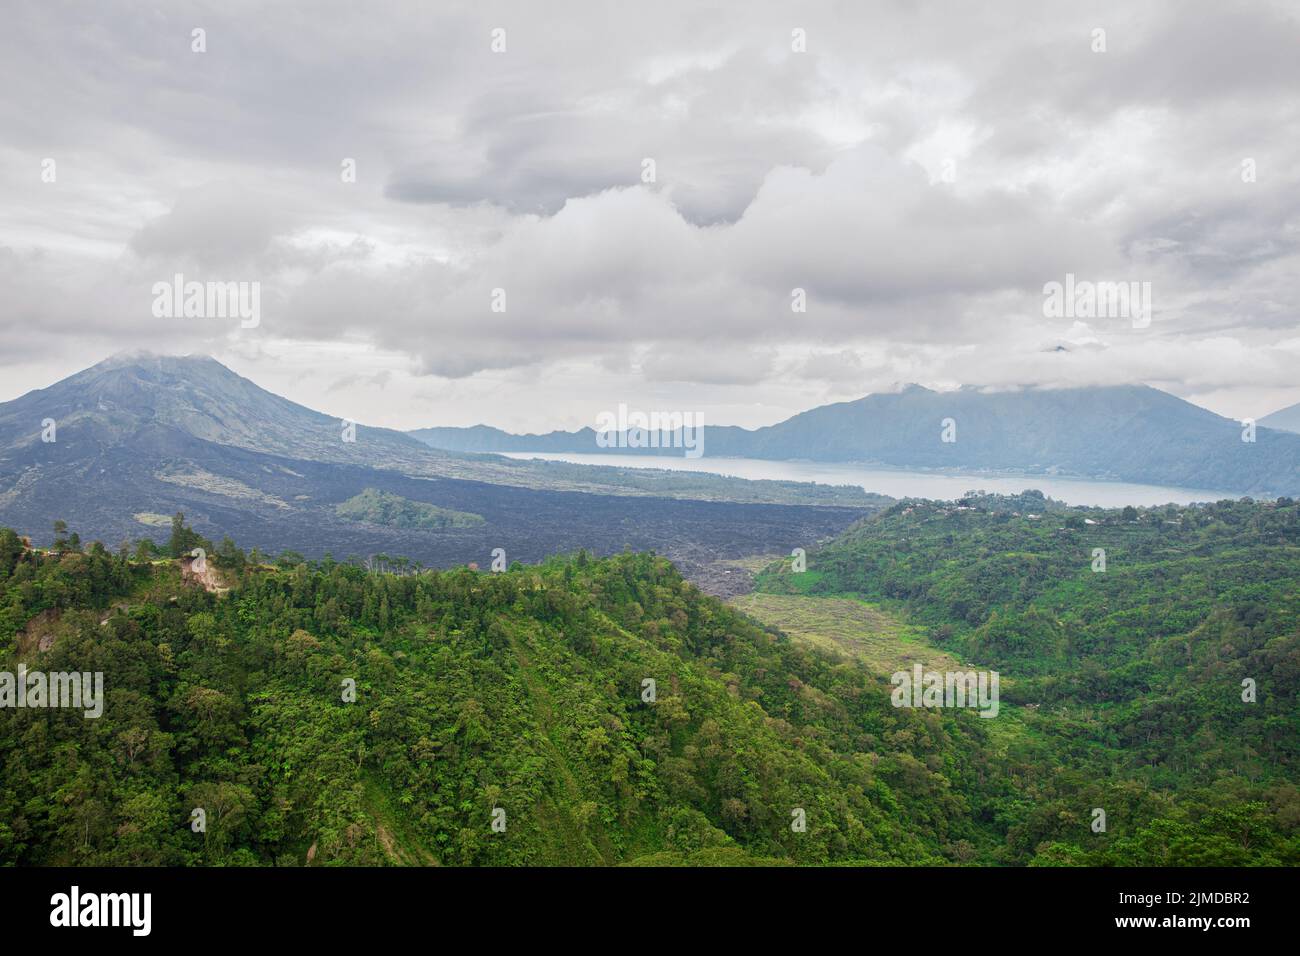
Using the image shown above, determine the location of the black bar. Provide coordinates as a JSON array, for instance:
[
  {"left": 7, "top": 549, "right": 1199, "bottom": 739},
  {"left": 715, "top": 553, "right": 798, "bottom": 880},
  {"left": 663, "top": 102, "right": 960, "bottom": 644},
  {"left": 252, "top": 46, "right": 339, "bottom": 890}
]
[{"left": 0, "top": 865, "right": 1281, "bottom": 942}]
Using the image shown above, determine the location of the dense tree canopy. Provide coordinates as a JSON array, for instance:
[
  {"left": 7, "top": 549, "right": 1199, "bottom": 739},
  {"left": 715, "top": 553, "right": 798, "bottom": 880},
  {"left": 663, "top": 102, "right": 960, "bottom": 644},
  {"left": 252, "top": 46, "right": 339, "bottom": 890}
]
[
  {"left": 1, "top": 498, "right": 1296, "bottom": 866},
  {"left": 758, "top": 495, "right": 1300, "bottom": 865}
]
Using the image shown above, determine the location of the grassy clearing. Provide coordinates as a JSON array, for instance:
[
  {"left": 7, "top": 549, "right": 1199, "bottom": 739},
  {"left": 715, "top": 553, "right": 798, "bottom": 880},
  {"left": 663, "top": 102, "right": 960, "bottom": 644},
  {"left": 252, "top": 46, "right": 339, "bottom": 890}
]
[
  {"left": 729, "top": 592, "right": 963, "bottom": 676},
  {"left": 133, "top": 512, "right": 173, "bottom": 527}
]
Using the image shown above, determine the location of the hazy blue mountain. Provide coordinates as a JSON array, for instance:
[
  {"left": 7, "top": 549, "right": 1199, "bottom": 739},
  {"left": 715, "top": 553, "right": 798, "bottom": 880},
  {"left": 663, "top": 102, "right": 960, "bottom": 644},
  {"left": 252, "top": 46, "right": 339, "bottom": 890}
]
[
  {"left": 410, "top": 384, "right": 1300, "bottom": 496},
  {"left": 1261, "top": 401, "right": 1300, "bottom": 435}
]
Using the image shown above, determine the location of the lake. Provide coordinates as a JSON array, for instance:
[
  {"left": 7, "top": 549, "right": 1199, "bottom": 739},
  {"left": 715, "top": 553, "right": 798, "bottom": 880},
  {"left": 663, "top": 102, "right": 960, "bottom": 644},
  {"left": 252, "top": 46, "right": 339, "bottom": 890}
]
[{"left": 500, "top": 452, "right": 1241, "bottom": 508}]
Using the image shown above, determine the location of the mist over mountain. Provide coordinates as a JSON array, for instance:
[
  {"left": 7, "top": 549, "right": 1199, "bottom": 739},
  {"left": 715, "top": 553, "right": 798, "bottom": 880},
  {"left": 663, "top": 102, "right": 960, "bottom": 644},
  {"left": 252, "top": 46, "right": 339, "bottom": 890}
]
[{"left": 412, "top": 384, "right": 1300, "bottom": 497}]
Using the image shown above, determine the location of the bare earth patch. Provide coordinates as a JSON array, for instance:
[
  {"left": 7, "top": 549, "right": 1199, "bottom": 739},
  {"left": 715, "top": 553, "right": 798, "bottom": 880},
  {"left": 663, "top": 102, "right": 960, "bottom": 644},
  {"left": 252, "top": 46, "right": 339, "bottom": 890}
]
[{"left": 15, "top": 608, "right": 63, "bottom": 658}]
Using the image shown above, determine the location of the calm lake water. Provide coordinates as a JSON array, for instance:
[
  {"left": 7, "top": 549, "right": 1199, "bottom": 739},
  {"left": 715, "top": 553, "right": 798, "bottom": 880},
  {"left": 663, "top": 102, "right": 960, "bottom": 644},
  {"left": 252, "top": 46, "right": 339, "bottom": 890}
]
[{"left": 501, "top": 452, "right": 1241, "bottom": 508}]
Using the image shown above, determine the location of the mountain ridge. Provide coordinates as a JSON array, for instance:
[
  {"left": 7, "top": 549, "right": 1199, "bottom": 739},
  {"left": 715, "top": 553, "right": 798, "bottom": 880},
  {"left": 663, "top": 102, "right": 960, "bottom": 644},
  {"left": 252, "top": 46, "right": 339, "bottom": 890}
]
[
  {"left": 412, "top": 383, "right": 1300, "bottom": 496},
  {"left": 0, "top": 353, "right": 872, "bottom": 504},
  {"left": 0, "top": 352, "right": 439, "bottom": 468},
  {"left": 0, "top": 353, "right": 881, "bottom": 587}
]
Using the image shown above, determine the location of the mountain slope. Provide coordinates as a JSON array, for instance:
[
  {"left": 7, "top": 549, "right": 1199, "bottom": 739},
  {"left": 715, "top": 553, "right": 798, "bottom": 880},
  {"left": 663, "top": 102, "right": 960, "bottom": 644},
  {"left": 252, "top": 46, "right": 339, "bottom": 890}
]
[
  {"left": 0, "top": 543, "right": 1004, "bottom": 865},
  {"left": 749, "top": 494, "right": 1300, "bottom": 865},
  {"left": 5, "top": 512, "right": 1295, "bottom": 867},
  {"left": 0, "top": 353, "right": 876, "bottom": 507},
  {"left": 1261, "top": 400, "right": 1300, "bottom": 434},
  {"left": 412, "top": 384, "right": 1300, "bottom": 496},
  {"left": 0, "top": 352, "right": 450, "bottom": 469},
  {"left": 0, "top": 354, "right": 879, "bottom": 587}
]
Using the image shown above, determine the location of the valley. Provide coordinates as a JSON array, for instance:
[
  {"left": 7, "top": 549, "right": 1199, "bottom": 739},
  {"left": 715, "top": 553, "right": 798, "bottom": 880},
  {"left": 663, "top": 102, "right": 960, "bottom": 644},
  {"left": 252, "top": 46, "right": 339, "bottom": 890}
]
[{"left": 0, "top": 354, "right": 1296, "bottom": 869}]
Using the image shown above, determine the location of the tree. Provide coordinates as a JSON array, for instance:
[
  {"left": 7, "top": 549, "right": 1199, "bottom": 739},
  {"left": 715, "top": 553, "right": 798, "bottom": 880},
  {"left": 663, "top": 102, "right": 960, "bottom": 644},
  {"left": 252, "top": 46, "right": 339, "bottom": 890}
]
[
  {"left": 169, "top": 512, "right": 202, "bottom": 558},
  {"left": 0, "top": 528, "right": 23, "bottom": 577},
  {"left": 213, "top": 536, "right": 246, "bottom": 572}
]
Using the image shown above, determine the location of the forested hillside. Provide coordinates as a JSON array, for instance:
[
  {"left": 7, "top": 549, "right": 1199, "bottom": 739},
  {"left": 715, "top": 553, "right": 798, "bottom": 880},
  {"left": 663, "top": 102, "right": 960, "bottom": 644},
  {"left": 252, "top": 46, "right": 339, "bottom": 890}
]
[
  {"left": 0, "top": 525, "right": 1001, "bottom": 866},
  {"left": 757, "top": 493, "right": 1300, "bottom": 865},
  {"left": 2, "top": 496, "right": 1296, "bottom": 867}
]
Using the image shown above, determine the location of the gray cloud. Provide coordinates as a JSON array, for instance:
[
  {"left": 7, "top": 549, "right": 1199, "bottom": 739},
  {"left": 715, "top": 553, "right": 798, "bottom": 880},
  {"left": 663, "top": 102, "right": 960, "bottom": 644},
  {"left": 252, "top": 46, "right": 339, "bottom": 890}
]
[
  {"left": 1, "top": 0, "right": 1297, "bottom": 429},
  {"left": 130, "top": 182, "right": 289, "bottom": 268}
]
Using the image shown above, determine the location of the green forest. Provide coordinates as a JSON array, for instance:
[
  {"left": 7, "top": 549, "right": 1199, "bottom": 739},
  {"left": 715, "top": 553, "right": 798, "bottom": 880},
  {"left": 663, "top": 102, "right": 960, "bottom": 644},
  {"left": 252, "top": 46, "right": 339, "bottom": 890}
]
[
  {"left": 1, "top": 495, "right": 1296, "bottom": 866},
  {"left": 757, "top": 492, "right": 1300, "bottom": 865},
  {"left": 335, "top": 489, "right": 486, "bottom": 531}
]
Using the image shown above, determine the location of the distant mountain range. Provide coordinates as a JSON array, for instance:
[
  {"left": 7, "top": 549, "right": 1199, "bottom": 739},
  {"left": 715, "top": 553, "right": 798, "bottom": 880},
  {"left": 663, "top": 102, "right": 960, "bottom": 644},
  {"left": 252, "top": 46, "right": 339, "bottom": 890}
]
[
  {"left": 412, "top": 384, "right": 1300, "bottom": 497},
  {"left": 0, "top": 353, "right": 870, "bottom": 505},
  {"left": 5, "top": 354, "right": 1299, "bottom": 578},
  {"left": 0, "top": 354, "right": 878, "bottom": 586}
]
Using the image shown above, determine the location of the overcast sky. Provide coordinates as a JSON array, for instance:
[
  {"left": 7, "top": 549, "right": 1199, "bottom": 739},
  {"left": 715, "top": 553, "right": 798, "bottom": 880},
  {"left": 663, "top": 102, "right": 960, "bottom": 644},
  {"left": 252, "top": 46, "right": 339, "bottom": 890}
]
[{"left": 2, "top": 0, "right": 1298, "bottom": 431}]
